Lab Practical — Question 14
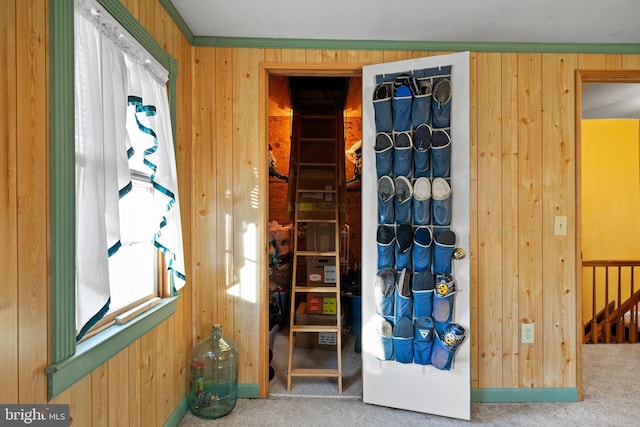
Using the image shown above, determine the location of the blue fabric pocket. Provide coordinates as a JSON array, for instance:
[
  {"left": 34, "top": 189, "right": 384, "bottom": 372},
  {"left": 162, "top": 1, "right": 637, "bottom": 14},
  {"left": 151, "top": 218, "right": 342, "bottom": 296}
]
[
  {"left": 412, "top": 288, "right": 434, "bottom": 319},
  {"left": 411, "top": 92, "right": 432, "bottom": 128},
  {"left": 393, "top": 336, "right": 413, "bottom": 364},
  {"left": 392, "top": 85, "right": 412, "bottom": 132},
  {"left": 374, "top": 132, "right": 394, "bottom": 178},
  {"left": 431, "top": 331, "right": 454, "bottom": 370},
  {"left": 413, "top": 323, "right": 434, "bottom": 365},
  {"left": 373, "top": 82, "right": 393, "bottom": 133},
  {"left": 395, "top": 289, "right": 413, "bottom": 321}
]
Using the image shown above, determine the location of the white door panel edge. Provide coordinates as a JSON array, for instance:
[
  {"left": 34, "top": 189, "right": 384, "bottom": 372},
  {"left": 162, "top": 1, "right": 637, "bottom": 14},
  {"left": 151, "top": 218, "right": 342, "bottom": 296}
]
[{"left": 361, "top": 51, "right": 470, "bottom": 420}]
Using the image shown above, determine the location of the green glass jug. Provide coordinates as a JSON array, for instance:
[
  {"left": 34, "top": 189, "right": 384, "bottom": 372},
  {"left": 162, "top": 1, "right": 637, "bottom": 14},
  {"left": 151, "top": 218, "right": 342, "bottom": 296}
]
[{"left": 189, "top": 324, "right": 238, "bottom": 419}]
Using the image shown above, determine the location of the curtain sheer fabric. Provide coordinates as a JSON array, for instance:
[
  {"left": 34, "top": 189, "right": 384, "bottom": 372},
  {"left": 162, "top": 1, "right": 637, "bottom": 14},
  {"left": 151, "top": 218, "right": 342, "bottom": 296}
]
[{"left": 74, "top": 0, "right": 185, "bottom": 340}]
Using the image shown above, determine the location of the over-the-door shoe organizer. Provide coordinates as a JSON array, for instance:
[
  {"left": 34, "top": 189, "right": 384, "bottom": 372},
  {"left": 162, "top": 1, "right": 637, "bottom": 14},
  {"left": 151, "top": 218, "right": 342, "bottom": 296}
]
[{"left": 372, "top": 66, "right": 466, "bottom": 370}]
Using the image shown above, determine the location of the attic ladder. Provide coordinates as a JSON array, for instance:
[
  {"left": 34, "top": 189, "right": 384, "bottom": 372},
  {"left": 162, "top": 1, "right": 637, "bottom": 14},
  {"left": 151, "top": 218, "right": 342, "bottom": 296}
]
[{"left": 286, "top": 91, "right": 346, "bottom": 393}]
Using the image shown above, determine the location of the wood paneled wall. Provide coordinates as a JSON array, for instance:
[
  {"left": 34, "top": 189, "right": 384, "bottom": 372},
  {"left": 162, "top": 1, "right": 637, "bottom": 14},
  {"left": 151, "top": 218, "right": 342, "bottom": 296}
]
[
  {"left": 2, "top": 0, "right": 193, "bottom": 424},
  {"left": 191, "top": 47, "right": 640, "bottom": 396},
  {"left": 5, "top": 0, "right": 640, "bottom": 424}
]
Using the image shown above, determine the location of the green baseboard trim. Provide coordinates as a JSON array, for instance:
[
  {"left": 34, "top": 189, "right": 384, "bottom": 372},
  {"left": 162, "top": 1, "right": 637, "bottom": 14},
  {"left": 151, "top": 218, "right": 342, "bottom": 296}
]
[
  {"left": 164, "top": 396, "right": 188, "bottom": 427},
  {"left": 238, "top": 383, "right": 260, "bottom": 398},
  {"left": 472, "top": 388, "right": 578, "bottom": 402}
]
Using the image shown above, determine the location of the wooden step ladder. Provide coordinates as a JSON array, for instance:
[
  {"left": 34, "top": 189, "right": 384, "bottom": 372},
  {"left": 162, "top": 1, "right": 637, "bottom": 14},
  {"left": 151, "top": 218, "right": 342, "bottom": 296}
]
[{"left": 286, "top": 93, "right": 346, "bottom": 393}]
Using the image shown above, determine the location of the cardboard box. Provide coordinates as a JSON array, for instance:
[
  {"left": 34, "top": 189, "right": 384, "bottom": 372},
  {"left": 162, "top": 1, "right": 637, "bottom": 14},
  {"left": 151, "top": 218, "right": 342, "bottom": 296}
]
[
  {"left": 306, "top": 257, "right": 333, "bottom": 284},
  {"left": 294, "top": 303, "right": 343, "bottom": 350},
  {"left": 304, "top": 222, "right": 336, "bottom": 252},
  {"left": 323, "top": 265, "right": 337, "bottom": 283},
  {"left": 322, "top": 297, "right": 337, "bottom": 314},
  {"left": 306, "top": 295, "right": 323, "bottom": 313}
]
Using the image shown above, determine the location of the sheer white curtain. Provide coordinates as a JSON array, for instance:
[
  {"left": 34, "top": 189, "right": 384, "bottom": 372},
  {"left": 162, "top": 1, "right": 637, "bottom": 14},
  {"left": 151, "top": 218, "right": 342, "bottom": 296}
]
[
  {"left": 125, "top": 58, "right": 186, "bottom": 288},
  {"left": 74, "top": 0, "right": 185, "bottom": 340}
]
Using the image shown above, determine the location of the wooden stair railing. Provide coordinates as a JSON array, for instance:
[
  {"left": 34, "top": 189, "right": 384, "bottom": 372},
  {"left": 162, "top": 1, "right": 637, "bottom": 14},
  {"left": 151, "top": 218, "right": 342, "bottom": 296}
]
[{"left": 583, "top": 261, "right": 640, "bottom": 344}]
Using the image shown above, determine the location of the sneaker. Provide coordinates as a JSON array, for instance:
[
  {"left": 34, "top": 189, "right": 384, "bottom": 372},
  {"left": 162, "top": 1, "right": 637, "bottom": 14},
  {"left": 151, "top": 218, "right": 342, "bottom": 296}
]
[
  {"left": 413, "top": 124, "right": 432, "bottom": 151},
  {"left": 375, "top": 315, "right": 393, "bottom": 338},
  {"left": 431, "top": 129, "right": 451, "bottom": 177},
  {"left": 377, "top": 175, "right": 395, "bottom": 224},
  {"left": 433, "top": 79, "right": 451, "bottom": 104},
  {"left": 396, "top": 267, "right": 411, "bottom": 297},
  {"left": 413, "top": 177, "right": 431, "bottom": 201},
  {"left": 375, "top": 268, "right": 396, "bottom": 297},
  {"left": 432, "top": 178, "right": 452, "bottom": 226}
]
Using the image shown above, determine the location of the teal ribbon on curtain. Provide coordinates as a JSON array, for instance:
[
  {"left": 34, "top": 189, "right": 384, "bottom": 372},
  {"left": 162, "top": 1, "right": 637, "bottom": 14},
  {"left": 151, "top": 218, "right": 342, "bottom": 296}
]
[{"left": 127, "top": 95, "right": 186, "bottom": 283}]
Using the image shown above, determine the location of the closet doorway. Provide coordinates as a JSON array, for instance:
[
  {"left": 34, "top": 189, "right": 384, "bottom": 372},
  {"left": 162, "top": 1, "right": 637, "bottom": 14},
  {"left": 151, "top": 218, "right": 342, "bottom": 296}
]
[{"left": 263, "top": 65, "right": 363, "bottom": 397}]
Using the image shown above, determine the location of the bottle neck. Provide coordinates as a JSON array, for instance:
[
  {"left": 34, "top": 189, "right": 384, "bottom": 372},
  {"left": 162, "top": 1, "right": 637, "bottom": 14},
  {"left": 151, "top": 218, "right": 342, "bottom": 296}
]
[{"left": 212, "top": 325, "right": 222, "bottom": 339}]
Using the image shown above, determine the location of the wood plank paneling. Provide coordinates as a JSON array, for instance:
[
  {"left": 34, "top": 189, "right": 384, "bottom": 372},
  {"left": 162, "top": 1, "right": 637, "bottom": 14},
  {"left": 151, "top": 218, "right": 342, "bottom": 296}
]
[
  {"left": 517, "top": 52, "right": 544, "bottom": 388},
  {"left": 322, "top": 49, "right": 347, "bottom": 63},
  {"left": 232, "top": 47, "right": 265, "bottom": 385},
  {"left": 281, "top": 49, "right": 306, "bottom": 62},
  {"left": 4, "top": 0, "right": 194, "bottom": 424},
  {"left": 91, "top": 364, "right": 108, "bottom": 427},
  {"left": 476, "top": 52, "right": 504, "bottom": 387},
  {"left": 541, "top": 53, "right": 578, "bottom": 388},
  {"left": 192, "top": 46, "right": 218, "bottom": 342},
  {"left": 174, "top": 27, "right": 193, "bottom": 406},
  {"left": 578, "top": 54, "right": 606, "bottom": 70},
  {"left": 468, "top": 51, "right": 480, "bottom": 389},
  {"left": 501, "top": 53, "right": 520, "bottom": 387},
  {"left": 139, "top": 329, "right": 158, "bottom": 427},
  {"left": 107, "top": 350, "right": 130, "bottom": 426},
  {"left": 264, "top": 48, "right": 282, "bottom": 63},
  {"left": 127, "top": 340, "right": 142, "bottom": 427},
  {"left": 16, "top": 0, "right": 48, "bottom": 404},
  {"left": 215, "top": 47, "right": 235, "bottom": 333},
  {"left": 0, "top": 0, "right": 18, "bottom": 405},
  {"left": 346, "top": 50, "right": 384, "bottom": 65}
]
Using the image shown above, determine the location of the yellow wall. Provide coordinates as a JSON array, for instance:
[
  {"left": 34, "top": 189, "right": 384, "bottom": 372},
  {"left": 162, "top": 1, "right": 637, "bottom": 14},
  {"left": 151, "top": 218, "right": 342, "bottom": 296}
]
[
  {"left": 581, "top": 119, "right": 640, "bottom": 320},
  {"left": 582, "top": 119, "right": 640, "bottom": 260}
]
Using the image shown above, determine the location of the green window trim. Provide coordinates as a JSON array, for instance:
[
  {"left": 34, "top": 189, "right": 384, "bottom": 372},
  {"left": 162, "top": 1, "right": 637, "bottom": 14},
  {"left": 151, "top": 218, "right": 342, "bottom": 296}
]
[{"left": 49, "top": 0, "right": 178, "bottom": 400}]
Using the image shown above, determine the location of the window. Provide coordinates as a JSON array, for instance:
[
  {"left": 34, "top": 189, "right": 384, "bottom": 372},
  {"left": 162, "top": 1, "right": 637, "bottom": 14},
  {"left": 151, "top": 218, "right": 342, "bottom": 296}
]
[{"left": 47, "top": 0, "right": 183, "bottom": 399}]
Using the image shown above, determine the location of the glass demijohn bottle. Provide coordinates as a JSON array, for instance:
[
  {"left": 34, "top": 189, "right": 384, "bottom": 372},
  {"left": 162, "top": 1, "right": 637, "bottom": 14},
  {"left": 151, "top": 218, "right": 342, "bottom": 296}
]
[{"left": 188, "top": 324, "right": 239, "bottom": 419}]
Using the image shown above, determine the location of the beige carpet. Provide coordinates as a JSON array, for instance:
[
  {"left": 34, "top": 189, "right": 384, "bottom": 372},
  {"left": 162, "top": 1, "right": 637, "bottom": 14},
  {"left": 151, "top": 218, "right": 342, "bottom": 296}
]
[
  {"left": 268, "top": 326, "right": 362, "bottom": 398},
  {"left": 179, "top": 343, "right": 640, "bottom": 426}
]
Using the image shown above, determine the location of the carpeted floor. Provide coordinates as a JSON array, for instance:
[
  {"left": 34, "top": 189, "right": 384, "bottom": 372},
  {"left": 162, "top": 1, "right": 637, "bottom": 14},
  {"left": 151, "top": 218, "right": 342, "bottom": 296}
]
[
  {"left": 179, "top": 340, "right": 640, "bottom": 426},
  {"left": 268, "top": 326, "right": 361, "bottom": 398}
]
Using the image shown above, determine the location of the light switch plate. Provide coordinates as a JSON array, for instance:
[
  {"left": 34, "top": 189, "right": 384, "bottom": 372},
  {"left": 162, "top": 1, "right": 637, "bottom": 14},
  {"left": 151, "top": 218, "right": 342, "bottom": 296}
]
[{"left": 554, "top": 216, "right": 567, "bottom": 236}]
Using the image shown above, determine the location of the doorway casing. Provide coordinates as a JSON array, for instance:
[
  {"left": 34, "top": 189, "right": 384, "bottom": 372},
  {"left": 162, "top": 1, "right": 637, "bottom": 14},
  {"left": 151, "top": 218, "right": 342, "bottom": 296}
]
[
  {"left": 258, "top": 63, "right": 363, "bottom": 397},
  {"left": 574, "top": 69, "right": 640, "bottom": 401}
]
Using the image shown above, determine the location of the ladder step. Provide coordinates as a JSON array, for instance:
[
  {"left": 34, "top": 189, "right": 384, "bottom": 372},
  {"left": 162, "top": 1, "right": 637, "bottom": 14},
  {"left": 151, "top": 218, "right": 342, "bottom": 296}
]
[
  {"left": 295, "top": 250, "right": 338, "bottom": 257},
  {"left": 295, "top": 219, "right": 338, "bottom": 224},
  {"left": 297, "top": 188, "right": 336, "bottom": 194},
  {"left": 292, "top": 286, "right": 340, "bottom": 293},
  {"left": 290, "top": 368, "right": 340, "bottom": 378},
  {"left": 291, "top": 324, "right": 340, "bottom": 333}
]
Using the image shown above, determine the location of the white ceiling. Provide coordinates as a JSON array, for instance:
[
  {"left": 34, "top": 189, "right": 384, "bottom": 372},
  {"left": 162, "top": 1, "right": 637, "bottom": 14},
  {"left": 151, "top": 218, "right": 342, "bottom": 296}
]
[
  {"left": 170, "top": 0, "right": 640, "bottom": 44},
  {"left": 170, "top": 0, "right": 640, "bottom": 119}
]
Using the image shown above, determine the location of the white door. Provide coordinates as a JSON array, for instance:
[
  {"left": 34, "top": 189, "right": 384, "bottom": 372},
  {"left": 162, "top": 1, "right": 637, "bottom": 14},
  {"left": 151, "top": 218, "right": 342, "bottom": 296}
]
[{"left": 361, "top": 52, "right": 471, "bottom": 420}]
